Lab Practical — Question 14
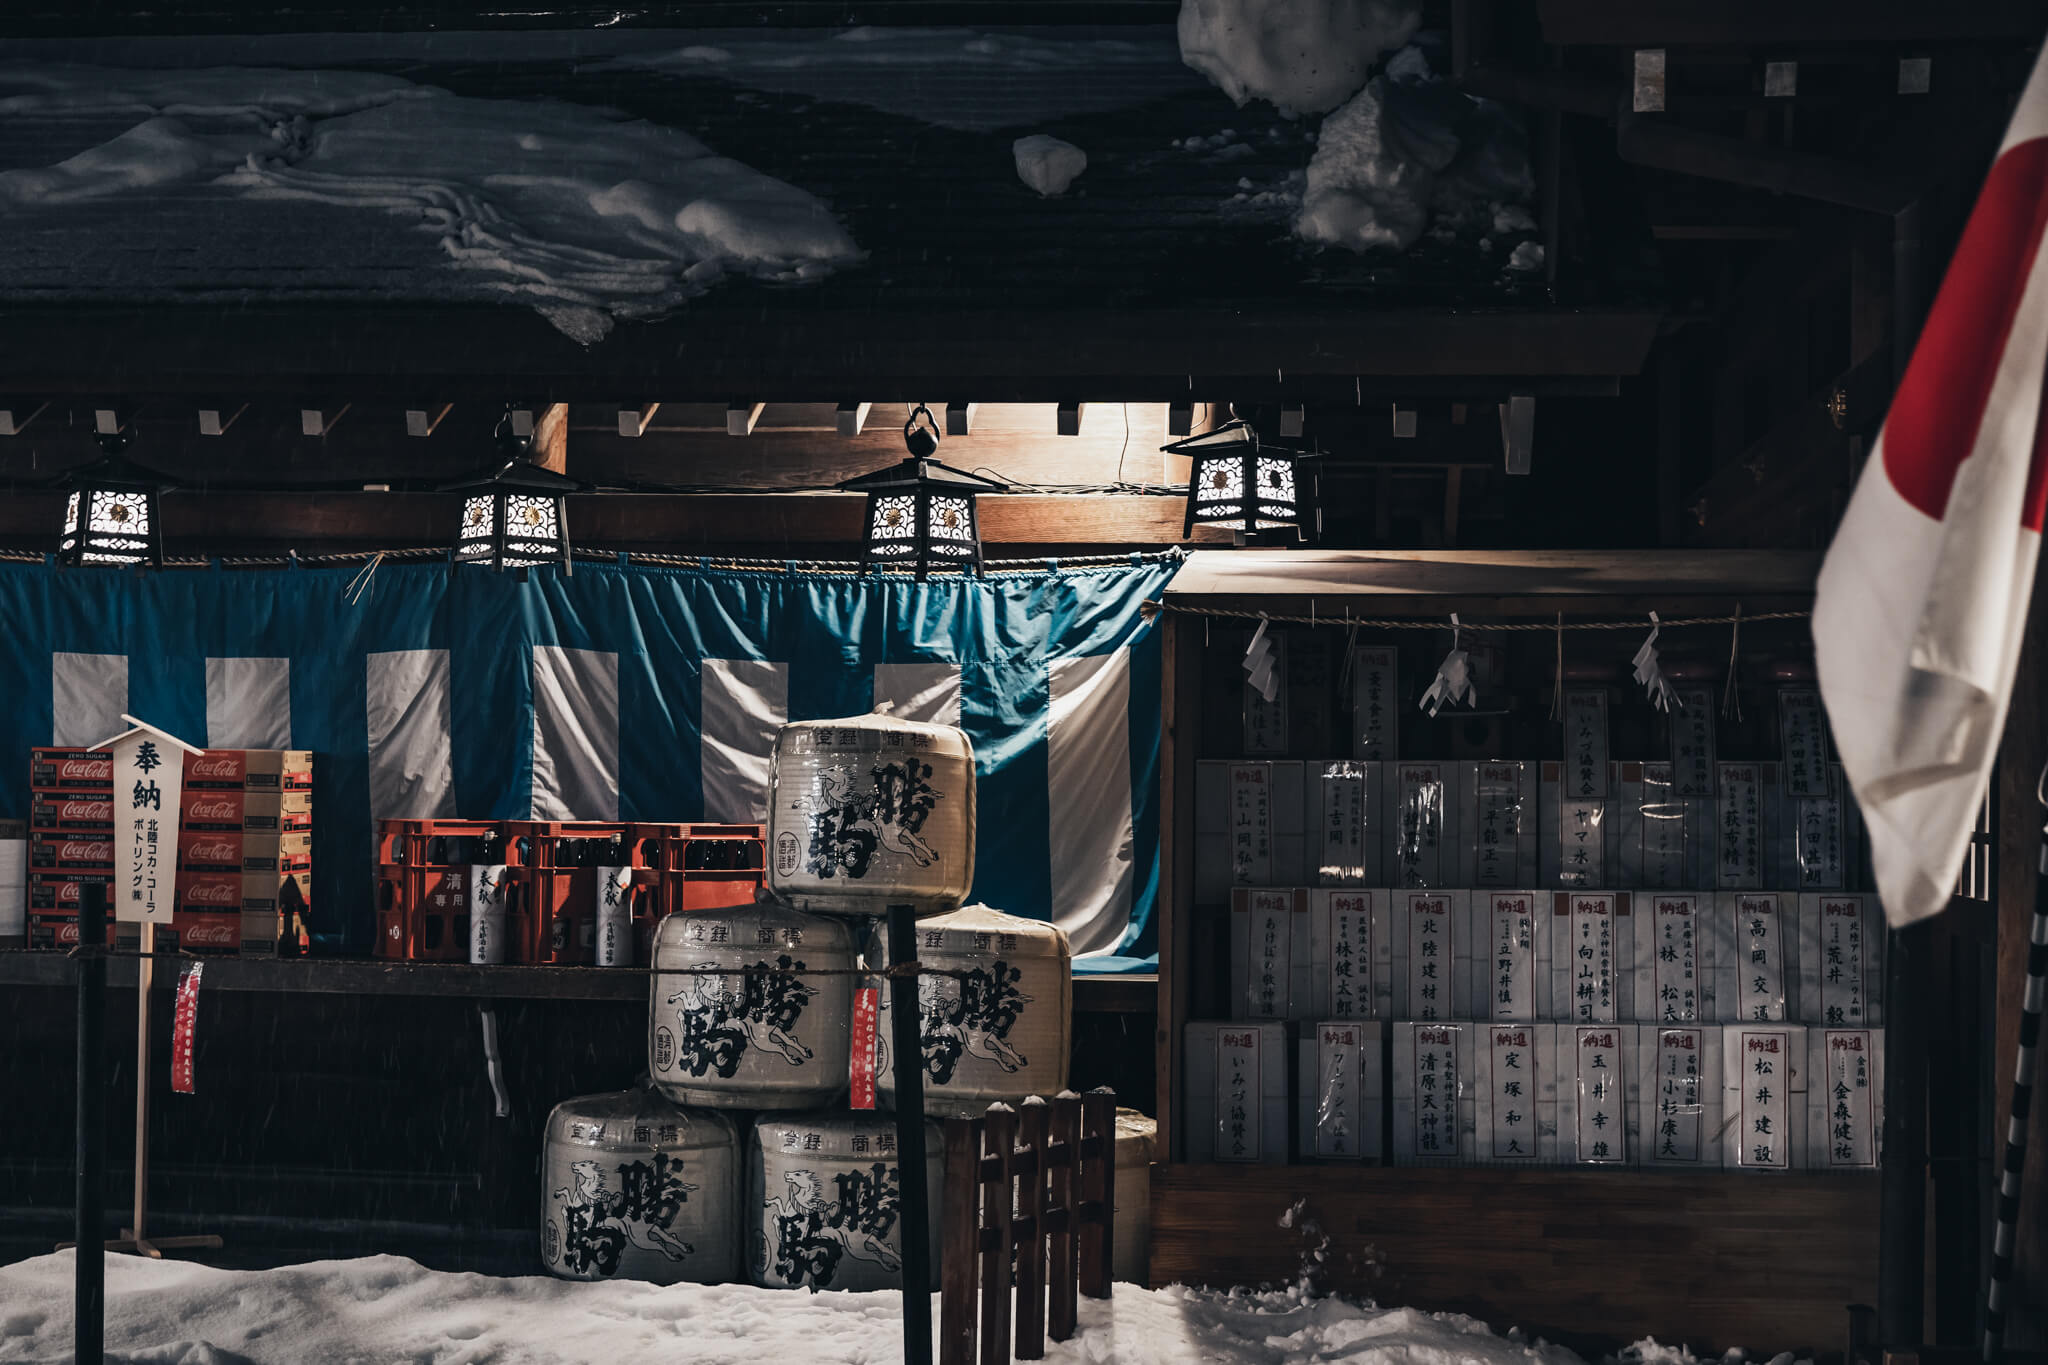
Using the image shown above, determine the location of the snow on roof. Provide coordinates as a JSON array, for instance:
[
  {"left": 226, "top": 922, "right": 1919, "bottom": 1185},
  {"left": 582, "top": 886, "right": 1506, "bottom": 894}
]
[{"left": 0, "top": 61, "right": 863, "bottom": 343}]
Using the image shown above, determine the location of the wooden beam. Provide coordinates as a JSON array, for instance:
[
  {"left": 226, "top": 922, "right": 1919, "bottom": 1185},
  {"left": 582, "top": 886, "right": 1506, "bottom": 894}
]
[
  {"left": 1540, "top": 0, "right": 2048, "bottom": 44},
  {"left": 1057, "top": 402, "right": 1085, "bottom": 437},
  {"left": 727, "top": 401, "right": 766, "bottom": 436},
  {"left": 835, "top": 402, "right": 872, "bottom": 438},
  {"left": 1166, "top": 402, "right": 1194, "bottom": 438},
  {"left": 533, "top": 403, "right": 568, "bottom": 473},
  {"left": 0, "top": 490, "right": 1219, "bottom": 552},
  {"left": 404, "top": 403, "right": 452, "bottom": 438},
  {"left": 1617, "top": 116, "right": 1917, "bottom": 214},
  {"left": 616, "top": 402, "right": 660, "bottom": 438},
  {"left": 1443, "top": 466, "right": 1464, "bottom": 547},
  {"left": 945, "top": 402, "right": 977, "bottom": 437}
]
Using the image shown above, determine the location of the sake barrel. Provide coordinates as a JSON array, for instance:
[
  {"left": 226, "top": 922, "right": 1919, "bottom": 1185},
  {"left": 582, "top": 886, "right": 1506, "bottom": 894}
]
[
  {"left": 766, "top": 710, "right": 976, "bottom": 917},
  {"left": 747, "top": 1111, "right": 945, "bottom": 1292},
  {"left": 541, "top": 1087, "right": 740, "bottom": 1285},
  {"left": 649, "top": 902, "right": 855, "bottom": 1111},
  {"left": 870, "top": 903, "right": 1071, "bottom": 1116},
  {"left": 1113, "top": 1108, "right": 1155, "bottom": 1285}
]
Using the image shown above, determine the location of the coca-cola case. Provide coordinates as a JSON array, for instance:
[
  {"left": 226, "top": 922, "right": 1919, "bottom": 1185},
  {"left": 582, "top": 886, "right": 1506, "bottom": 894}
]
[
  {"left": 30, "top": 747, "right": 113, "bottom": 792},
  {"left": 179, "top": 787, "right": 313, "bottom": 833},
  {"left": 29, "top": 871, "right": 116, "bottom": 911},
  {"left": 176, "top": 829, "right": 312, "bottom": 875},
  {"left": 183, "top": 749, "right": 314, "bottom": 793},
  {"left": 31, "top": 836, "right": 115, "bottom": 871},
  {"left": 30, "top": 794, "right": 115, "bottom": 833}
]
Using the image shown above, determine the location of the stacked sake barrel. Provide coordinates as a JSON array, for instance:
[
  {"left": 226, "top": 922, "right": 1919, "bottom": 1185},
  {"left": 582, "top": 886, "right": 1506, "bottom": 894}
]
[{"left": 546, "top": 706, "right": 1084, "bottom": 1293}]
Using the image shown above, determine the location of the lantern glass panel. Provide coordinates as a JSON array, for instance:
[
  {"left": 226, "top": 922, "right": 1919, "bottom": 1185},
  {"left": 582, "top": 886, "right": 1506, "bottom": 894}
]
[
  {"left": 454, "top": 494, "right": 497, "bottom": 562},
  {"left": 927, "top": 496, "right": 974, "bottom": 559},
  {"left": 501, "top": 493, "right": 563, "bottom": 567},
  {"left": 62, "top": 492, "right": 80, "bottom": 538},
  {"left": 867, "top": 494, "right": 918, "bottom": 557},
  {"left": 1189, "top": 455, "right": 1245, "bottom": 522},
  {"left": 1254, "top": 454, "right": 1298, "bottom": 526}
]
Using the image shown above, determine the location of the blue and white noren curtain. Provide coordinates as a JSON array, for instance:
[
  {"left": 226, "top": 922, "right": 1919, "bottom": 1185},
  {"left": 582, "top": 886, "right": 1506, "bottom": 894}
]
[{"left": 0, "top": 554, "right": 1181, "bottom": 970}]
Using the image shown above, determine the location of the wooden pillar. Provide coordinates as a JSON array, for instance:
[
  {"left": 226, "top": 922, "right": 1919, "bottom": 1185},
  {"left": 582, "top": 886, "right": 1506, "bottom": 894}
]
[
  {"left": 1156, "top": 614, "right": 1198, "bottom": 1162},
  {"left": 1994, "top": 583, "right": 2048, "bottom": 1349}
]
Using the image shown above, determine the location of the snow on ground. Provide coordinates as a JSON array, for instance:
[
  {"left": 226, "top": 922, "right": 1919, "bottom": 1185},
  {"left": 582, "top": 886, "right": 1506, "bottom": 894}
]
[
  {"left": 1177, "top": 0, "right": 1420, "bottom": 116},
  {"left": 0, "top": 64, "right": 862, "bottom": 343},
  {"left": 1, "top": 1250, "right": 1711, "bottom": 1365},
  {"left": 601, "top": 27, "right": 1209, "bottom": 133},
  {"left": 1014, "top": 135, "right": 1089, "bottom": 196}
]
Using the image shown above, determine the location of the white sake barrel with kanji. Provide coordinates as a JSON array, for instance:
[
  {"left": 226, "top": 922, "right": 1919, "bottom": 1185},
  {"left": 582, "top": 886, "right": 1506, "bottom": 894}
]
[
  {"left": 541, "top": 1087, "right": 740, "bottom": 1285},
  {"left": 747, "top": 1111, "right": 945, "bottom": 1292},
  {"left": 766, "top": 710, "right": 976, "bottom": 918},
  {"left": 868, "top": 903, "right": 1072, "bottom": 1116},
  {"left": 648, "top": 903, "right": 855, "bottom": 1111}
]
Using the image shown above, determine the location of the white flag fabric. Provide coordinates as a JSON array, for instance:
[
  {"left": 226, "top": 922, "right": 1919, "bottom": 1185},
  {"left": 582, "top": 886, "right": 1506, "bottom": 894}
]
[{"left": 1814, "top": 44, "right": 2048, "bottom": 926}]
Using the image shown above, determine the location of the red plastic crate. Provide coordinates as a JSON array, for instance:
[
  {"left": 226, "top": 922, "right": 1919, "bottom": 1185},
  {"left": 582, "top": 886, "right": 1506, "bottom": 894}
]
[
  {"left": 374, "top": 819, "right": 525, "bottom": 961},
  {"left": 660, "top": 823, "right": 766, "bottom": 916}
]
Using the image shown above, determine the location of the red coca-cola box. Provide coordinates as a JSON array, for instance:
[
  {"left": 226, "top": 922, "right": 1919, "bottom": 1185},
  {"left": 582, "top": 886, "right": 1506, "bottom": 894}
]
[
  {"left": 30, "top": 794, "right": 115, "bottom": 833},
  {"left": 179, "top": 788, "right": 313, "bottom": 833},
  {"left": 30, "top": 747, "right": 113, "bottom": 792},
  {"left": 30, "top": 835, "right": 115, "bottom": 871},
  {"left": 174, "top": 909, "right": 243, "bottom": 955},
  {"left": 28, "top": 912, "right": 171, "bottom": 952},
  {"left": 29, "top": 871, "right": 116, "bottom": 911},
  {"left": 177, "top": 829, "right": 312, "bottom": 874},
  {"left": 172, "top": 907, "right": 307, "bottom": 957},
  {"left": 174, "top": 869, "right": 312, "bottom": 913},
  {"left": 184, "top": 749, "right": 314, "bottom": 793}
]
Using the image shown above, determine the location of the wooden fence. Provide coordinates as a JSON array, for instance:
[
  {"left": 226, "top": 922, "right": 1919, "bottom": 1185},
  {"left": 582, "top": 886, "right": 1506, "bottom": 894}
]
[{"left": 939, "top": 1088, "right": 1116, "bottom": 1365}]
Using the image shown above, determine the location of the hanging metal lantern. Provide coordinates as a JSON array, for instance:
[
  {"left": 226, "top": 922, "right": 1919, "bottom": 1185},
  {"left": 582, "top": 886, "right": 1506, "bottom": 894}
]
[
  {"left": 56, "top": 435, "right": 165, "bottom": 568},
  {"left": 441, "top": 418, "right": 579, "bottom": 573},
  {"left": 1167, "top": 419, "right": 1313, "bottom": 540},
  {"left": 839, "top": 406, "right": 1004, "bottom": 579}
]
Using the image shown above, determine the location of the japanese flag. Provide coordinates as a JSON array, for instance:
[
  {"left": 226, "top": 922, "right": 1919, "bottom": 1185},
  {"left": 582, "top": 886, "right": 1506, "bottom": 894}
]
[{"left": 1814, "top": 43, "right": 2048, "bottom": 927}]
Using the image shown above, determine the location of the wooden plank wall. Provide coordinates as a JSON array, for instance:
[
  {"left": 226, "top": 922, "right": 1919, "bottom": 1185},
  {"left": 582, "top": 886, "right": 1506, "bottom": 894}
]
[{"left": 1152, "top": 1165, "right": 1881, "bottom": 1356}]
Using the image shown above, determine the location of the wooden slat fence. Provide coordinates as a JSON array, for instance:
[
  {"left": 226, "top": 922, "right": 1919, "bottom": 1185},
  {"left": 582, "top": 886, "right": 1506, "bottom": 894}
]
[{"left": 940, "top": 1088, "right": 1116, "bottom": 1365}]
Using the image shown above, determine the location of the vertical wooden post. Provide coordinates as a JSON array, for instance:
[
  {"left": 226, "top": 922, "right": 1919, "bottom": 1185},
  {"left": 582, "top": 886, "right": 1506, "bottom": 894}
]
[
  {"left": 1994, "top": 584, "right": 2048, "bottom": 1350},
  {"left": 941, "top": 1118, "right": 980, "bottom": 1365},
  {"left": 1048, "top": 1093, "right": 1080, "bottom": 1343},
  {"left": 1079, "top": 1090, "right": 1115, "bottom": 1300},
  {"left": 1158, "top": 613, "right": 1198, "bottom": 1162},
  {"left": 1014, "top": 1097, "right": 1049, "bottom": 1361},
  {"left": 74, "top": 883, "right": 106, "bottom": 1365},
  {"left": 980, "top": 1105, "right": 1017, "bottom": 1365},
  {"left": 887, "top": 906, "right": 934, "bottom": 1365},
  {"left": 130, "top": 935, "right": 153, "bottom": 1252}
]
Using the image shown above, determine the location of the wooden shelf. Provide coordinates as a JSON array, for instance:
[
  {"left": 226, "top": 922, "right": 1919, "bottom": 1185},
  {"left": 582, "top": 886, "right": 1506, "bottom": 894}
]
[
  {"left": 1152, "top": 1162, "right": 1879, "bottom": 1355},
  {"left": 0, "top": 950, "right": 1153, "bottom": 1010}
]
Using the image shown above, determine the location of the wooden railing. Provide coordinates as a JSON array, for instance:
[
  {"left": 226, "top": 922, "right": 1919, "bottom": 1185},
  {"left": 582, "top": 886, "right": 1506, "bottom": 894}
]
[{"left": 939, "top": 1088, "right": 1116, "bottom": 1365}]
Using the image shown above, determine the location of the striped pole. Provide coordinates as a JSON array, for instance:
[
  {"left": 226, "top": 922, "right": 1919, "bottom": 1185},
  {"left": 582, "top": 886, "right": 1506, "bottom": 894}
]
[{"left": 1984, "top": 830, "right": 2048, "bottom": 1361}]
